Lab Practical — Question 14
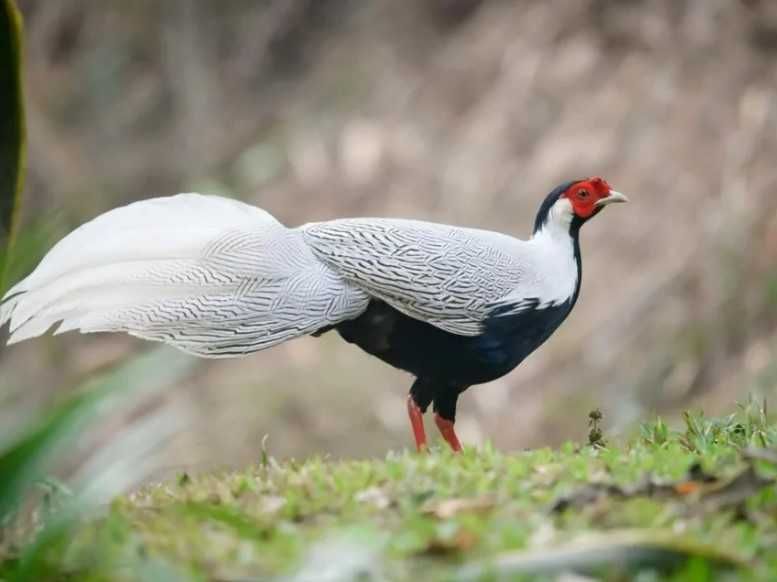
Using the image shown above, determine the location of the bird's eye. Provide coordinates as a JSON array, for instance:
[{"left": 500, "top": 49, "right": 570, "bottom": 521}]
[{"left": 578, "top": 189, "right": 590, "bottom": 199}]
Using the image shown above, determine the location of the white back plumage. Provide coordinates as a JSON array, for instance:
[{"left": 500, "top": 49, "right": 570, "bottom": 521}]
[{"left": 302, "top": 217, "right": 578, "bottom": 335}]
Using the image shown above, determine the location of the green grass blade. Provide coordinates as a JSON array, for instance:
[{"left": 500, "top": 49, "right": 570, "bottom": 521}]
[
  {"left": 0, "top": 347, "right": 196, "bottom": 522},
  {"left": 0, "top": 0, "right": 26, "bottom": 295}
]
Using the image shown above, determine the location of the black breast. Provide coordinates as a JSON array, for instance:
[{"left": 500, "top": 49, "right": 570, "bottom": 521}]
[{"left": 333, "top": 297, "right": 574, "bottom": 387}]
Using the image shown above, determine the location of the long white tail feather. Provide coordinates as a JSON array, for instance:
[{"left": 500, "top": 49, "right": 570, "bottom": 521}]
[
  {"left": 1, "top": 193, "right": 369, "bottom": 356},
  {"left": 7, "top": 277, "right": 219, "bottom": 342},
  {"left": 6, "top": 260, "right": 216, "bottom": 332},
  {"left": 6, "top": 194, "right": 280, "bottom": 295}
]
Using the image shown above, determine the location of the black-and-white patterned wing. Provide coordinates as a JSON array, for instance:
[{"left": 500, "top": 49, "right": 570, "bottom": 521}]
[{"left": 301, "top": 218, "right": 527, "bottom": 336}]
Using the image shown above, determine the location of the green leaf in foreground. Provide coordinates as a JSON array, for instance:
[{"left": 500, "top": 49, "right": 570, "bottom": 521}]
[
  {"left": 1, "top": 348, "right": 198, "bottom": 580},
  {"left": 0, "top": 347, "right": 196, "bottom": 522},
  {"left": 0, "top": 0, "right": 26, "bottom": 294}
]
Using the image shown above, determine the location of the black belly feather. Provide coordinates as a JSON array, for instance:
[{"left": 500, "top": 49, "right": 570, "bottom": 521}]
[{"left": 332, "top": 298, "right": 574, "bottom": 388}]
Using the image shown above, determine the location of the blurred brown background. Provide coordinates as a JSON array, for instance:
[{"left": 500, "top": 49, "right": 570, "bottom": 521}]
[{"left": 2, "top": 0, "right": 777, "bottom": 474}]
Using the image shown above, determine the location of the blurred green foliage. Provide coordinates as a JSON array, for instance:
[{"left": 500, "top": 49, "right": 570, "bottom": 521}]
[
  {"left": 0, "top": 347, "right": 197, "bottom": 580},
  {"left": 0, "top": 348, "right": 191, "bottom": 523}
]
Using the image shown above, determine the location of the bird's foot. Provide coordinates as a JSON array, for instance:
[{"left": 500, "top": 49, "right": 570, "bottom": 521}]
[
  {"left": 406, "top": 394, "right": 428, "bottom": 452},
  {"left": 434, "top": 413, "right": 462, "bottom": 453}
]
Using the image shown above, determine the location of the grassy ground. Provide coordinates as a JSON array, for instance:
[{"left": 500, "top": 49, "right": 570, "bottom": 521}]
[{"left": 2, "top": 402, "right": 777, "bottom": 581}]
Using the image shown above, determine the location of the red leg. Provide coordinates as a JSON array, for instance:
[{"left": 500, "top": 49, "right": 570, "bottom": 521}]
[
  {"left": 406, "top": 394, "right": 428, "bottom": 452},
  {"left": 434, "top": 413, "right": 462, "bottom": 453}
]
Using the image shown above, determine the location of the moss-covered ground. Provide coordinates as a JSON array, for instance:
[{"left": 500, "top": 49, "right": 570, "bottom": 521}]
[{"left": 2, "top": 403, "right": 777, "bottom": 581}]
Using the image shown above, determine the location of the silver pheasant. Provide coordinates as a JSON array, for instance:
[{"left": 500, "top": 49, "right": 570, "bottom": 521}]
[{"left": 1, "top": 177, "right": 628, "bottom": 450}]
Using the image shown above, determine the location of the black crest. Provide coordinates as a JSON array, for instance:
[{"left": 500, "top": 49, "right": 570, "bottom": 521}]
[{"left": 532, "top": 180, "right": 577, "bottom": 234}]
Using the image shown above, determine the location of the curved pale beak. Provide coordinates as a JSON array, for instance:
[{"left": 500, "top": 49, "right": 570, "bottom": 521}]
[{"left": 595, "top": 190, "right": 629, "bottom": 208}]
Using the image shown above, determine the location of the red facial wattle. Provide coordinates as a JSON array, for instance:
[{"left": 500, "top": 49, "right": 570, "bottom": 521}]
[{"left": 564, "top": 176, "right": 614, "bottom": 218}]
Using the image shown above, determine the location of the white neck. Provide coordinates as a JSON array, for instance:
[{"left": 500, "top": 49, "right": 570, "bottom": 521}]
[
  {"left": 532, "top": 197, "right": 574, "bottom": 242},
  {"left": 524, "top": 198, "right": 578, "bottom": 305}
]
